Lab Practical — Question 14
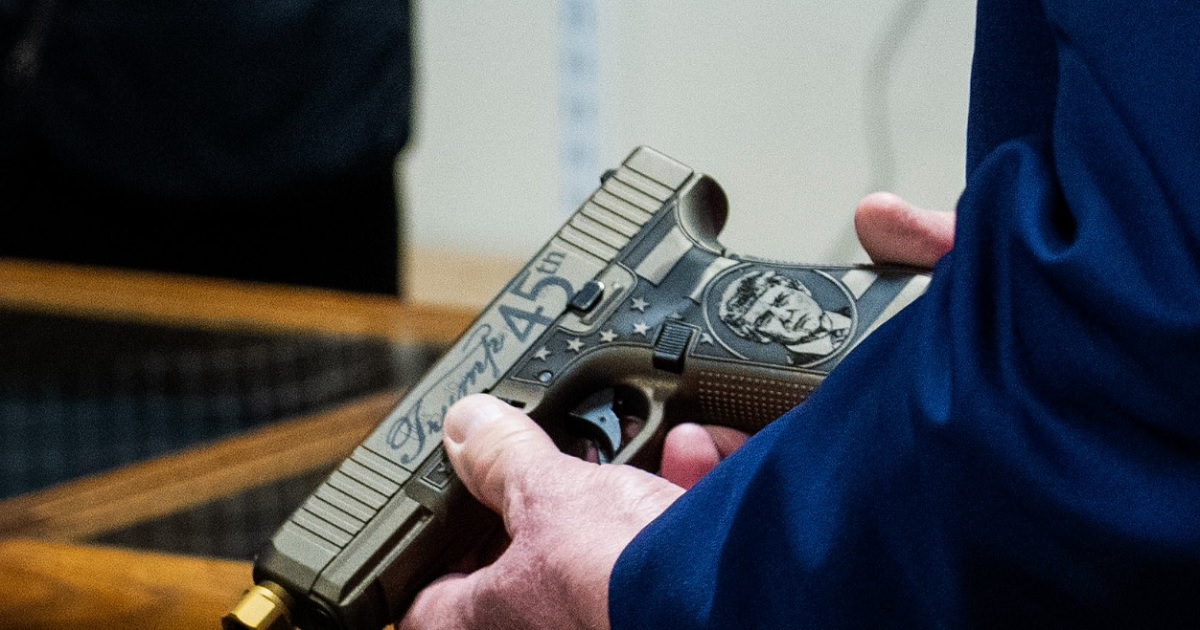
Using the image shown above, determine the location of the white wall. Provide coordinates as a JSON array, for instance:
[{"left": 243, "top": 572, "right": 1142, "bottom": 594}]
[{"left": 403, "top": 0, "right": 976, "bottom": 267}]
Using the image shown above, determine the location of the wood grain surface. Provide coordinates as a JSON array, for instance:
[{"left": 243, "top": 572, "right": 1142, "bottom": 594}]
[
  {"left": 0, "top": 260, "right": 476, "bottom": 628},
  {"left": 0, "top": 259, "right": 476, "bottom": 344},
  {"left": 0, "top": 390, "right": 404, "bottom": 541},
  {"left": 0, "top": 538, "right": 252, "bottom": 630}
]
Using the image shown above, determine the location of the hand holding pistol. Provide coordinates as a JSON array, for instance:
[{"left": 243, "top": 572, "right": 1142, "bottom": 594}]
[{"left": 224, "top": 147, "right": 930, "bottom": 630}]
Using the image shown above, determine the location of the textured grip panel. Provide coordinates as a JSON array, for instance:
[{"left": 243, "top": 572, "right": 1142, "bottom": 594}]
[{"left": 697, "top": 371, "right": 816, "bottom": 433}]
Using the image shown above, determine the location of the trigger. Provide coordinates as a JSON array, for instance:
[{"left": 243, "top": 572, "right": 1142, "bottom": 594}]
[{"left": 568, "top": 389, "right": 623, "bottom": 464}]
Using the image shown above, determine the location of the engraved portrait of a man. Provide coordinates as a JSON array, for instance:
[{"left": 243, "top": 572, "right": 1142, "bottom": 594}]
[{"left": 718, "top": 270, "right": 852, "bottom": 365}]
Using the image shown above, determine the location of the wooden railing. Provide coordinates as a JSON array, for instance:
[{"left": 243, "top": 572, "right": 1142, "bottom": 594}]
[{"left": 0, "top": 259, "right": 484, "bottom": 629}]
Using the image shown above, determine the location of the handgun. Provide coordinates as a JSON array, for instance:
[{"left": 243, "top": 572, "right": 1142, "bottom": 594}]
[{"left": 223, "top": 146, "right": 930, "bottom": 630}]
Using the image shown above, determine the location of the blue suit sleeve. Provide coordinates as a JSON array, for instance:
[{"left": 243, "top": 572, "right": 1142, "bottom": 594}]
[{"left": 610, "top": 1, "right": 1200, "bottom": 627}]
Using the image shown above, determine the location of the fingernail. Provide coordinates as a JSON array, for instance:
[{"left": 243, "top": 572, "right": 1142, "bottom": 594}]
[{"left": 444, "top": 395, "right": 509, "bottom": 446}]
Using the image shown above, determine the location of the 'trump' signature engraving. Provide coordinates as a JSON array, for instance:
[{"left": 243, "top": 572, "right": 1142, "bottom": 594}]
[{"left": 386, "top": 325, "right": 507, "bottom": 465}]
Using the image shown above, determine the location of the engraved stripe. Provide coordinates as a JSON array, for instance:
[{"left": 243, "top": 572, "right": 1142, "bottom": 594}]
[
  {"left": 304, "top": 496, "right": 366, "bottom": 535},
  {"left": 560, "top": 225, "right": 619, "bottom": 260},
  {"left": 689, "top": 257, "right": 740, "bottom": 301},
  {"left": 352, "top": 446, "right": 409, "bottom": 484},
  {"left": 625, "top": 146, "right": 692, "bottom": 189},
  {"left": 848, "top": 274, "right": 930, "bottom": 353},
  {"left": 293, "top": 509, "right": 353, "bottom": 547},
  {"left": 341, "top": 459, "right": 400, "bottom": 497},
  {"left": 279, "top": 520, "right": 341, "bottom": 556},
  {"left": 591, "top": 189, "right": 654, "bottom": 225},
  {"left": 327, "top": 471, "right": 387, "bottom": 509},
  {"left": 581, "top": 202, "right": 640, "bottom": 237},
  {"left": 315, "top": 483, "right": 377, "bottom": 522},
  {"left": 635, "top": 226, "right": 693, "bottom": 285},
  {"left": 570, "top": 214, "right": 630, "bottom": 249},
  {"left": 871, "top": 274, "right": 930, "bottom": 327},
  {"left": 613, "top": 167, "right": 675, "bottom": 201},
  {"left": 840, "top": 268, "right": 878, "bottom": 299},
  {"left": 603, "top": 177, "right": 660, "bottom": 212}
]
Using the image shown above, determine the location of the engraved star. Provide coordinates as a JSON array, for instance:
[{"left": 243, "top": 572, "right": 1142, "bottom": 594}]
[
  {"left": 699, "top": 332, "right": 715, "bottom": 345},
  {"left": 533, "top": 347, "right": 551, "bottom": 360},
  {"left": 630, "top": 297, "right": 649, "bottom": 312},
  {"left": 566, "top": 337, "right": 585, "bottom": 353},
  {"left": 599, "top": 329, "right": 618, "bottom": 343},
  {"left": 632, "top": 321, "right": 650, "bottom": 336}
]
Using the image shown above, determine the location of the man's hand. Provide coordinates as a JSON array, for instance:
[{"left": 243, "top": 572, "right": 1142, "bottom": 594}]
[
  {"left": 660, "top": 192, "right": 956, "bottom": 488},
  {"left": 399, "top": 395, "right": 683, "bottom": 630},
  {"left": 854, "top": 191, "right": 955, "bottom": 267},
  {"left": 660, "top": 424, "right": 749, "bottom": 490},
  {"left": 400, "top": 193, "right": 956, "bottom": 628}
]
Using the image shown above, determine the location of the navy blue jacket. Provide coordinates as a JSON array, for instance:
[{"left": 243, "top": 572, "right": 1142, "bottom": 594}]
[{"left": 611, "top": 0, "right": 1200, "bottom": 627}]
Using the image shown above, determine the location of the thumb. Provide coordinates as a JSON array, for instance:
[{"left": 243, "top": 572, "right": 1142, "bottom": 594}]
[
  {"left": 855, "top": 191, "right": 955, "bottom": 268},
  {"left": 443, "top": 394, "right": 562, "bottom": 514}
]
